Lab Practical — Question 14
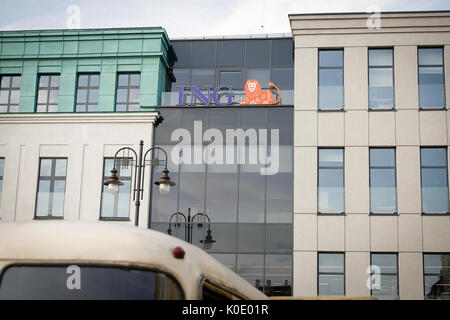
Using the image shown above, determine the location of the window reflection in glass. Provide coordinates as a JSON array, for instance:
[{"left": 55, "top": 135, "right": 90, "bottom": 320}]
[
  {"left": 370, "top": 148, "right": 397, "bottom": 213},
  {"left": 369, "top": 49, "right": 394, "bottom": 109},
  {"left": 35, "top": 158, "right": 67, "bottom": 218},
  {"left": 246, "top": 40, "right": 270, "bottom": 66},
  {"left": 217, "top": 40, "right": 245, "bottom": 67},
  {"left": 421, "top": 148, "right": 448, "bottom": 213},
  {"left": 191, "top": 41, "right": 215, "bottom": 67},
  {"left": 424, "top": 254, "right": 450, "bottom": 300},
  {"left": 371, "top": 253, "right": 398, "bottom": 300},
  {"left": 318, "top": 149, "right": 344, "bottom": 213},
  {"left": 319, "top": 50, "right": 344, "bottom": 110},
  {"left": 101, "top": 158, "right": 132, "bottom": 219},
  {"left": 418, "top": 48, "right": 445, "bottom": 108},
  {"left": 318, "top": 253, "right": 345, "bottom": 296}
]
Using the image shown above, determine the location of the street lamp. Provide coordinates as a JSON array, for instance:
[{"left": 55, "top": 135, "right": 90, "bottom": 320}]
[
  {"left": 103, "top": 140, "right": 175, "bottom": 227},
  {"left": 167, "top": 208, "right": 216, "bottom": 250}
]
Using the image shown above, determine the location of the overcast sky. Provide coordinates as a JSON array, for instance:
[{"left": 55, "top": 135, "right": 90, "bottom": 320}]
[{"left": 1, "top": 0, "right": 449, "bottom": 38}]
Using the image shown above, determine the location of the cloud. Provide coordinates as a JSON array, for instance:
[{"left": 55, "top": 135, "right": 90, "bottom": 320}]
[{"left": 0, "top": 0, "right": 449, "bottom": 36}]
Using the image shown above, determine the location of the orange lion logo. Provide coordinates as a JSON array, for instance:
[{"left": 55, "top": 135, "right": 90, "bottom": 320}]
[{"left": 240, "top": 80, "right": 281, "bottom": 105}]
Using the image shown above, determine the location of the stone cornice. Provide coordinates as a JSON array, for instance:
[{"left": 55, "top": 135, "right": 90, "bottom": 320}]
[{"left": 0, "top": 112, "right": 159, "bottom": 124}]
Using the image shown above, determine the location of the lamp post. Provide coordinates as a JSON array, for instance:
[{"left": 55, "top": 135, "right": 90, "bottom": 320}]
[
  {"left": 103, "top": 140, "right": 175, "bottom": 227},
  {"left": 167, "top": 208, "right": 216, "bottom": 250}
]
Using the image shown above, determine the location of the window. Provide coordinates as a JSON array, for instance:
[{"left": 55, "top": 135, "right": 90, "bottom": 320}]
[
  {"left": 0, "top": 75, "right": 21, "bottom": 113},
  {"left": 219, "top": 71, "right": 242, "bottom": 90},
  {"left": 318, "top": 50, "right": 344, "bottom": 110},
  {"left": 100, "top": 158, "right": 132, "bottom": 219},
  {"left": 369, "top": 48, "right": 394, "bottom": 109},
  {"left": 370, "top": 148, "right": 397, "bottom": 213},
  {"left": 424, "top": 253, "right": 450, "bottom": 300},
  {"left": 35, "top": 158, "right": 67, "bottom": 218},
  {"left": 0, "top": 265, "right": 183, "bottom": 300},
  {"left": 318, "top": 253, "right": 345, "bottom": 296},
  {"left": 420, "top": 148, "right": 448, "bottom": 213},
  {"left": 217, "top": 40, "right": 245, "bottom": 67},
  {"left": 0, "top": 158, "right": 4, "bottom": 204},
  {"left": 418, "top": 48, "right": 445, "bottom": 108},
  {"left": 191, "top": 41, "right": 215, "bottom": 68},
  {"left": 370, "top": 253, "right": 399, "bottom": 300},
  {"left": 76, "top": 74, "right": 99, "bottom": 112},
  {"left": 318, "top": 148, "right": 344, "bottom": 214},
  {"left": 36, "top": 74, "right": 60, "bottom": 112},
  {"left": 115, "top": 73, "right": 140, "bottom": 112}
]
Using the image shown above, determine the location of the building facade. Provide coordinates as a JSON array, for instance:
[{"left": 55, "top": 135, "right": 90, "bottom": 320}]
[
  {"left": 290, "top": 11, "right": 450, "bottom": 299},
  {"left": 0, "top": 11, "right": 449, "bottom": 300},
  {"left": 0, "top": 28, "right": 173, "bottom": 226}
]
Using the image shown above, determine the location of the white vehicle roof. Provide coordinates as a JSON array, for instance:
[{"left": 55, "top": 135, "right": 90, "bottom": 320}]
[{"left": 0, "top": 221, "right": 268, "bottom": 300}]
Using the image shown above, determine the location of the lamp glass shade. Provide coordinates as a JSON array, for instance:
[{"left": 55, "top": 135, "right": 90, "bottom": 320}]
[
  {"left": 107, "top": 183, "right": 119, "bottom": 194},
  {"left": 159, "top": 183, "right": 170, "bottom": 195}
]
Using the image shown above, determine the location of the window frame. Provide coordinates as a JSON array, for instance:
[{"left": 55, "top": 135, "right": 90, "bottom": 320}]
[
  {"left": 34, "top": 157, "right": 67, "bottom": 219},
  {"left": 318, "top": 49, "right": 344, "bottom": 111},
  {"left": 115, "top": 72, "right": 141, "bottom": 112},
  {"left": 420, "top": 147, "right": 449, "bottom": 214},
  {"left": 0, "top": 74, "right": 21, "bottom": 113},
  {"left": 370, "top": 252, "right": 399, "bottom": 300},
  {"left": 36, "top": 74, "right": 60, "bottom": 113},
  {"left": 317, "top": 148, "right": 345, "bottom": 215},
  {"left": 99, "top": 157, "right": 133, "bottom": 221},
  {"left": 317, "top": 252, "right": 346, "bottom": 296},
  {"left": 418, "top": 47, "right": 446, "bottom": 109},
  {"left": 75, "top": 73, "right": 100, "bottom": 112},
  {"left": 369, "top": 147, "right": 398, "bottom": 215},
  {"left": 368, "top": 48, "right": 395, "bottom": 110},
  {"left": 423, "top": 253, "right": 450, "bottom": 300}
]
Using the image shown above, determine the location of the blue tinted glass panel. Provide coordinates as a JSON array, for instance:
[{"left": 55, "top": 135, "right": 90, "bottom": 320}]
[
  {"left": 418, "top": 48, "right": 443, "bottom": 65},
  {"left": 271, "top": 67, "right": 294, "bottom": 90},
  {"left": 191, "top": 69, "right": 215, "bottom": 88},
  {"left": 247, "top": 68, "right": 270, "bottom": 87},
  {"left": 319, "top": 149, "right": 343, "bottom": 167},
  {"left": 421, "top": 148, "right": 447, "bottom": 166},
  {"left": 172, "top": 41, "right": 191, "bottom": 67},
  {"left": 217, "top": 41, "right": 245, "bottom": 67},
  {"left": 191, "top": 41, "right": 215, "bottom": 67},
  {"left": 319, "top": 50, "right": 343, "bottom": 67},
  {"left": 369, "top": 49, "right": 393, "bottom": 66},
  {"left": 370, "top": 148, "right": 395, "bottom": 167},
  {"left": 219, "top": 71, "right": 242, "bottom": 89},
  {"left": 271, "top": 39, "right": 294, "bottom": 66},
  {"left": 422, "top": 168, "right": 448, "bottom": 213},
  {"left": 247, "top": 40, "right": 270, "bottom": 66},
  {"left": 369, "top": 67, "right": 394, "bottom": 109},
  {"left": 419, "top": 66, "right": 445, "bottom": 108},
  {"left": 319, "top": 68, "right": 343, "bottom": 109}
]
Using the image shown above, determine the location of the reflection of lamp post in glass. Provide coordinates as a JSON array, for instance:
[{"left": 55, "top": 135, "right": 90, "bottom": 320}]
[
  {"left": 167, "top": 208, "right": 216, "bottom": 250},
  {"left": 103, "top": 140, "right": 175, "bottom": 227}
]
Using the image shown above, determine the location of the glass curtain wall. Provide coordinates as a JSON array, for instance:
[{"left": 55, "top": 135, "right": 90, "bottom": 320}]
[{"left": 151, "top": 107, "right": 293, "bottom": 296}]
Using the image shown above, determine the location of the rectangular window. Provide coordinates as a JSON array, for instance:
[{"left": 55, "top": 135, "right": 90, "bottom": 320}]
[
  {"left": 370, "top": 253, "right": 399, "bottom": 300},
  {"left": 0, "top": 75, "right": 21, "bottom": 113},
  {"left": 100, "top": 158, "right": 132, "bottom": 219},
  {"left": 115, "top": 73, "right": 140, "bottom": 112},
  {"left": 36, "top": 74, "right": 60, "bottom": 112},
  {"left": 35, "top": 158, "right": 67, "bottom": 218},
  {"left": 76, "top": 74, "right": 100, "bottom": 112},
  {"left": 318, "top": 148, "right": 344, "bottom": 214},
  {"left": 0, "top": 158, "right": 4, "bottom": 204},
  {"left": 369, "top": 48, "right": 394, "bottom": 109},
  {"left": 318, "top": 50, "right": 344, "bottom": 110},
  {"left": 418, "top": 48, "right": 445, "bottom": 108},
  {"left": 420, "top": 147, "right": 448, "bottom": 213},
  {"left": 370, "top": 148, "right": 397, "bottom": 213},
  {"left": 424, "top": 253, "right": 450, "bottom": 300},
  {"left": 318, "top": 253, "right": 345, "bottom": 296}
]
